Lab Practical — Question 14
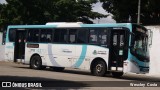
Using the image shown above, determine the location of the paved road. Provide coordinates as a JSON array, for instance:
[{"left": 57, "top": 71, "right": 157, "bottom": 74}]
[{"left": 0, "top": 61, "right": 160, "bottom": 90}]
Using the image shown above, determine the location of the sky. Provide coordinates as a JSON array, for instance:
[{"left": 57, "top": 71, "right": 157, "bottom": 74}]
[
  {"left": 0, "top": 0, "right": 6, "bottom": 4},
  {"left": 0, "top": 0, "right": 116, "bottom": 23},
  {"left": 92, "top": 2, "right": 116, "bottom": 23}
]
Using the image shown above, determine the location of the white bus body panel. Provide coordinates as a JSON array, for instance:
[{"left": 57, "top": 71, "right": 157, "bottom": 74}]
[{"left": 25, "top": 44, "right": 109, "bottom": 71}]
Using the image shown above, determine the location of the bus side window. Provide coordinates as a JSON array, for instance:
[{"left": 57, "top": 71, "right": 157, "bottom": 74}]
[
  {"left": 99, "top": 29, "right": 107, "bottom": 45},
  {"left": 113, "top": 34, "right": 117, "bottom": 46},
  {"left": 77, "top": 29, "right": 88, "bottom": 43},
  {"left": 54, "top": 29, "right": 68, "bottom": 43},
  {"left": 69, "top": 29, "right": 77, "bottom": 43},
  {"left": 53, "top": 30, "right": 60, "bottom": 42},
  {"left": 89, "top": 29, "right": 98, "bottom": 44},
  {"left": 60, "top": 29, "right": 68, "bottom": 43},
  {"left": 27, "top": 29, "right": 40, "bottom": 42},
  {"left": 40, "top": 29, "right": 52, "bottom": 43},
  {"left": 120, "top": 34, "right": 124, "bottom": 47}
]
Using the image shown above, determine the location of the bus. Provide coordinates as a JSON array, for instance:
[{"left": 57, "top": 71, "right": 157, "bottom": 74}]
[{"left": 4, "top": 23, "right": 151, "bottom": 77}]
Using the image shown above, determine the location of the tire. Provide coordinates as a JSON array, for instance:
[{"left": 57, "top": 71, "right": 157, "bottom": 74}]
[
  {"left": 30, "top": 55, "right": 42, "bottom": 70},
  {"left": 112, "top": 72, "right": 123, "bottom": 77},
  {"left": 52, "top": 67, "right": 65, "bottom": 72},
  {"left": 91, "top": 60, "right": 107, "bottom": 76}
]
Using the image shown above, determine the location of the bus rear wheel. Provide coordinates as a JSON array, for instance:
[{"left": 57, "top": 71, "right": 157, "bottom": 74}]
[
  {"left": 91, "top": 60, "right": 106, "bottom": 76},
  {"left": 112, "top": 72, "right": 123, "bottom": 77},
  {"left": 30, "top": 55, "right": 43, "bottom": 70}
]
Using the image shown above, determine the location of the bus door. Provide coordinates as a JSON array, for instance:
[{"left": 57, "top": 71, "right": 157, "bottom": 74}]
[
  {"left": 109, "top": 29, "right": 128, "bottom": 71},
  {"left": 14, "top": 30, "right": 26, "bottom": 62}
]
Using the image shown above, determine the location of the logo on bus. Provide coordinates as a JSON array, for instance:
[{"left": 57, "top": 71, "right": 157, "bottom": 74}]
[
  {"left": 93, "top": 50, "right": 107, "bottom": 55},
  {"left": 93, "top": 50, "right": 97, "bottom": 55}
]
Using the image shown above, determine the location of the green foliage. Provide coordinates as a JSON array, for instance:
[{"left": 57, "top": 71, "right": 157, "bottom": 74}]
[
  {"left": 0, "top": 0, "right": 107, "bottom": 30},
  {"left": 100, "top": 0, "right": 160, "bottom": 25}
]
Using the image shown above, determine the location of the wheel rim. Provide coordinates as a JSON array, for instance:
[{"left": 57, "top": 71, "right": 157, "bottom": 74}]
[
  {"left": 96, "top": 64, "right": 103, "bottom": 73},
  {"left": 33, "top": 59, "right": 39, "bottom": 68}
]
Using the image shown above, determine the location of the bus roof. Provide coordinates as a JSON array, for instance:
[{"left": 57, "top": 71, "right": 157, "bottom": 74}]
[
  {"left": 46, "top": 22, "right": 83, "bottom": 25},
  {"left": 7, "top": 23, "right": 132, "bottom": 29}
]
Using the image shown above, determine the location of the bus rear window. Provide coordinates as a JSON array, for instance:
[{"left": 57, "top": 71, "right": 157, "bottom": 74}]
[{"left": 9, "top": 29, "right": 16, "bottom": 42}]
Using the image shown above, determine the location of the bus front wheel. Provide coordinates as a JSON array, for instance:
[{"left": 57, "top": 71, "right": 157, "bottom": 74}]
[
  {"left": 91, "top": 60, "right": 106, "bottom": 76},
  {"left": 30, "top": 55, "right": 42, "bottom": 70}
]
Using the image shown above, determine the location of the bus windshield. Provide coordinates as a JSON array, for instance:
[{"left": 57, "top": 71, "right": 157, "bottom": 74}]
[{"left": 131, "top": 25, "right": 149, "bottom": 60}]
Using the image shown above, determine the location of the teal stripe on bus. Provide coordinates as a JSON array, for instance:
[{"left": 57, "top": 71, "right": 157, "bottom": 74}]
[{"left": 74, "top": 45, "right": 87, "bottom": 68}]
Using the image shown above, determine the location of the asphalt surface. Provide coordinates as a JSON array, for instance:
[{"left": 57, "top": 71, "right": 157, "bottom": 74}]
[{"left": 0, "top": 61, "right": 160, "bottom": 90}]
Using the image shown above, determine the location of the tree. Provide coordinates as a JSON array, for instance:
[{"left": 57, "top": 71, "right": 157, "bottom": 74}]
[
  {"left": 0, "top": 0, "right": 107, "bottom": 30},
  {"left": 0, "top": 3, "right": 8, "bottom": 31},
  {"left": 100, "top": 0, "right": 160, "bottom": 25}
]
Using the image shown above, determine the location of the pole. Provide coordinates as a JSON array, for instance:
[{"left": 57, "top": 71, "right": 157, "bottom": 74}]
[{"left": 137, "top": 0, "right": 141, "bottom": 24}]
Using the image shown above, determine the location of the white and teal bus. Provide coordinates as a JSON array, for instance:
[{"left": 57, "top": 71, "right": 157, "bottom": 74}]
[{"left": 4, "top": 23, "right": 151, "bottom": 77}]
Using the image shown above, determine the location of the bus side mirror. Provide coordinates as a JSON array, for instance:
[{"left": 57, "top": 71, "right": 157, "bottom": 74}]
[{"left": 148, "top": 29, "right": 153, "bottom": 47}]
